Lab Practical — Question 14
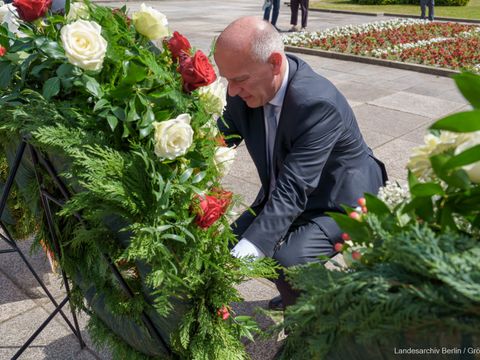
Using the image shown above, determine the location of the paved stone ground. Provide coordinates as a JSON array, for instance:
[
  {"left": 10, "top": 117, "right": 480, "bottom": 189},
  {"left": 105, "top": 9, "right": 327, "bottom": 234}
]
[{"left": 0, "top": 0, "right": 470, "bottom": 359}]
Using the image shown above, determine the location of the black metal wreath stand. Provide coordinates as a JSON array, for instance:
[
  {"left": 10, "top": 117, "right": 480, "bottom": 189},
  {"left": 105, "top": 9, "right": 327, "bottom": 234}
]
[{"left": 0, "top": 138, "right": 171, "bottom": 359}]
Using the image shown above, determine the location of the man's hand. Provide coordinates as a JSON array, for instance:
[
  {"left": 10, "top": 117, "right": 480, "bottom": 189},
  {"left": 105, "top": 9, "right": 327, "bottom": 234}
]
[{"left": 231, "top": 238, "right": 265, "bottom": 259}]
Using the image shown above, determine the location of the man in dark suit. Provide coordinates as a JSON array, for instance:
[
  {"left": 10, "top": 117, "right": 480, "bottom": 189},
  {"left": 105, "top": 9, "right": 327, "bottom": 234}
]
[{"left": 214, "top": 17, "right": 387, "bottom": 308}]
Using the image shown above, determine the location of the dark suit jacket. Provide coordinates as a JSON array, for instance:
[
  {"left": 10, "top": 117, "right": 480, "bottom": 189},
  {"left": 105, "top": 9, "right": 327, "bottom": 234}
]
[{"left": 218, "top": 55, "right": 387, "bottom": 257}]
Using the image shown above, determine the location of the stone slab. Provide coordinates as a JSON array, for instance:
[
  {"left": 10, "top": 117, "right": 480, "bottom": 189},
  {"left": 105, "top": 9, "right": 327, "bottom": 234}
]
[
  {"left": 368, "top": 91, "right": 465, "bottom": 119},
  {"left": 0, "top": 272, "right": 38, "bottom": 323},
  {"left": 373, "top": 138, "right": 420, "bottom": 180},
  {"left": 354, "top": 103, "right": 432, "bottom": 138},
  {"left": 333, "top": 81, "right": 396, "bottom": 103}
]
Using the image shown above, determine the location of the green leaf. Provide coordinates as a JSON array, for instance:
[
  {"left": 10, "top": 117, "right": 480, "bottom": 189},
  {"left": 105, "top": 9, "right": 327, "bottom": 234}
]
[
  {"left": 403, "top": 197, "right": 434, "bottom": 221},
  {"left": 363, "top": 193, "right": 390, "bottom": 216},
  {"left": 111, "top": 106, "right": 126, "bottom": 121},
  {"left": 140, "top": 107, "right": 155, "bottom": 127},
  {"left": 160, "top": 233, "right": 186, "bottom": 243},
  {"left": 106, "top": 115, "right": 118, "bottom": 131},
  {"left": 82, "top": 74, "right": 103, "bottom": 98},
  {"left": 56, "top": 63, "right": 76, "bottom": 78},
  {"left": 410, "top": 183, "right": 445, "bottom": 197},
  {"left": 94, "top": 98, "right": 110, "bottom": 112},
  {"left": 444, "top": 145, "right": 480, "bottom": 170},
  {"left": 179, "top": 168, "right": 194, "bottom": 183},
  {"left": 407, "top": 170, "right": 419, "bottom": 189},
  {"left": 439, "top": 206, "right": 457, "bottom": 231},
  {"left": 34, "top": 37, "right": 65, "bottom": 59},
  {"left": 139, "top": 125, "right": 153, "bottom": 138},
  {"left": 42, "top": 77, "right": 61, "bottom": 100},
  {"left": 123, "top": 60, "right": 147, "bottom": 84},
  {"left": 0, "top": 62, "right": 15, "bottom": 88},
  {"left": 430, "top": 110, "right": 480, "bottom": 133},
  {"left": 327, "top": 212, "right": 371, "bottom": 243},
  {"left": 31, "top": 59, "right": 54, "bottom": 77},
  {"left": 191, "top": 171, "right": 206, "bottom": 184},
  {"left": 453, "top": 72, "right": 480, "bottom": 109}
]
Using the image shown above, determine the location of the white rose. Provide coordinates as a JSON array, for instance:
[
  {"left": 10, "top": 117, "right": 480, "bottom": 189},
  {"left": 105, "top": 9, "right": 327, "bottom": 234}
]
[
  {"left": 198, "top": 80, "right": 227, "bottom": 117},
  {"left": 454, "top": 131, "right": 480, "bottom": 183},
  {"left": 132, "top": 3, "right": 169, "bottom": 40},
  {"left": 153, "top": 114, "right": 194, "bottom": 160},
  {"left": 214, "top": 146, "right": 236, "bottom": 176},
  {"left": 61, "top": 20, "right": 107, "bottom": 71},
  {"left": 66, "top": 2, "right": 90, "bottom": 21},
  {"left": 0, "top": 3, "right": 20, "bottom": 34}
]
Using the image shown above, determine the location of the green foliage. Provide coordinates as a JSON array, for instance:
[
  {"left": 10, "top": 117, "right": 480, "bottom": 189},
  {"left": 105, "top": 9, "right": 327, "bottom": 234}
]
[
  {"left": 279, "top": 72, "right": 480, "bottom": 358},
  {"left": 0, "top": 3, "right": 277, "bottom": 359}
]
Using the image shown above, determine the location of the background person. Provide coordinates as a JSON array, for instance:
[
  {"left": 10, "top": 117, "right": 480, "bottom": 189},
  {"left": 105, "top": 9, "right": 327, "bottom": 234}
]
[
  {"left": 289, "top": 0, "right": 309, "bottom": 31},
  {"left": 214, "top": 16, "right": 387, "bottom": 309},
  {"left": 420, "top": 0, "right": 435, "bottom": 21},
  {"left": 263, "top": 0, "right": 281, "bottom": 31}
]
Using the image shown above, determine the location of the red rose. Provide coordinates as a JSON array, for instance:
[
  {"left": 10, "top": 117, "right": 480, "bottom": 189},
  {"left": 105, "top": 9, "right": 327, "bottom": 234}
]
[
  {"left": 217, "top": 305, "right": 230, "bottom": 321},
  {"left": 167, "top": 31, "right": 191, "bottom": 62},
  {"left": 178, "top": 50, "right": 216, "bottom": 93},
  {"left": 0, "top": 46, "right": 6, "bottom": 57},
  {"left": 13, "top": 0, "right": 51, "bottom": 22},
  {"left": 193, "top": 189, "right": 232, "bottom": 229}
]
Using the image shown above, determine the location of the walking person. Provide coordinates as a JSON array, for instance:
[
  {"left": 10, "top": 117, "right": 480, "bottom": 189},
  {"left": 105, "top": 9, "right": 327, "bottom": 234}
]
[
  {"left": 263, "top": 0, "right": 281, "bottom": 30},
  {"left": 420, "top": 0, "right": 434, "bottom": 21},
  {"left": 289, "top": 0, "right": 309, "bottom": 32},
  {"left": 214, "top": 17, "right": 387, "bottom": 310}
]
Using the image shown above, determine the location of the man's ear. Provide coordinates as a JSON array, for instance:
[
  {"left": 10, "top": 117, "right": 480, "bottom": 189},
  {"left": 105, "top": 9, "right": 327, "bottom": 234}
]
[{"left": 268, "top": 52, "right": 283, "bottom": 75}]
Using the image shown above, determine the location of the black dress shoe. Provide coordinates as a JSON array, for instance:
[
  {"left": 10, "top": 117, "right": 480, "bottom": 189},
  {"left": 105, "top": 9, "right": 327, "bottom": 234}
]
[{"left": 268, "top": 295, "right": 285, "bottom": 311}]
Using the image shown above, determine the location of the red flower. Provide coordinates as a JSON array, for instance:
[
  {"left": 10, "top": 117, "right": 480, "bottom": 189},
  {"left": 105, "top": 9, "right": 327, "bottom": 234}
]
[
  {"left": 178, "top": 50, "right": 216, "bottom": 93},
  {"left": 217, "top": 305, "right": 230, "bottom": 320},
  {"left": 334, "top": 243, "right": 343, "bottom": 252},
  {"left": 13, "top": 0, "right": 51, "bottom": 22},
  {"left": 0, "top": 46, "right": 6, "bottom": 57},
  {"left": 167, "top": 31, "right": 191, "bottom": 62},
  {"left": 193, "top": 189, "right": 232, "bottom": 229}
]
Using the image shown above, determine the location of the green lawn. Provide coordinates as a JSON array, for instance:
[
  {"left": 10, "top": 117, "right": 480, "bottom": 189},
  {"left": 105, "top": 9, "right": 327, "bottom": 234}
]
[{"left": 311, "top": 0, "right": 480, "bottom": 20}]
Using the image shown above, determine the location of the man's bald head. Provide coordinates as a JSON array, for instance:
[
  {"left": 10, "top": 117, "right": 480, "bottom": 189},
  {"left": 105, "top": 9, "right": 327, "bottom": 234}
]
[{"left": 215, "top": 16, "right": 284, "bottom": 63}]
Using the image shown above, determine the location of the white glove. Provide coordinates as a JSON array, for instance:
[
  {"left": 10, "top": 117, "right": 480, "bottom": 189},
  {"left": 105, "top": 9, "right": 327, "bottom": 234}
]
[{"left": 231, "top": 238, "right": 265, "bottom": 259}]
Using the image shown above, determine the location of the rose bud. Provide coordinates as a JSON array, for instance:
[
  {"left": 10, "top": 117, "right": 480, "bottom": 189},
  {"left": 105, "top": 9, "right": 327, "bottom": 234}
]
[
  {"left": 357, "top": 197, "right": 366, "bottom": 207},
  {"left": 0, "top": 46, "right": 6, "bottom": 57},
  {"left": 217, "top": 305, "right": 230, "bottom": 320},
  {"left": 349, "top": 211, "right": 361, "bottom": 221},
  {"left": 341, "top": 233, "right": 350, "bottom": 241},
  {"left": 352, "top": 251, "right": 362, "bottom": 261},
  {"left": 334, "top": 243, "right": 343, "bottom": 252},
  {"left": 361, "top": 206, "right": 368, "bottom": 214}
]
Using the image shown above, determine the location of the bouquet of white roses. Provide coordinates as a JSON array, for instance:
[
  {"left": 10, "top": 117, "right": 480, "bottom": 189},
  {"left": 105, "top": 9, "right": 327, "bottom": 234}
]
[{"left": 0, "top": 1, "right": 274, "bottom": 358}]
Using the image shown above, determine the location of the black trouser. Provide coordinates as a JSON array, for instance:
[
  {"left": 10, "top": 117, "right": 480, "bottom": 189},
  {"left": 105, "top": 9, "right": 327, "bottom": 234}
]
[
  {"left": 290, "top": 0, "right": 309, "bottom": 28},
  {"left": 232, "top": 211, "right": 334, "bottom": 307}
]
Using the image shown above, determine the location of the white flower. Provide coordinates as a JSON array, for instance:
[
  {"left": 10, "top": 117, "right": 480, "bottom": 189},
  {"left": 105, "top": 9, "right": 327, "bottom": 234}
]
[
  {"left": 454, "top": 131, "right": 480, "bottom": 183},
  {"left": 132, "top": 3, "right": 169, "bottom": 40},
  {"left": 153, "top": 114, "right": 194, "bottom": 160},
  {"left": 61, "top": 20, "right": 107, "bottom": 71},
  {"left": 0, "top": 3, "right": 20, "bottom": 34},
  {"left": 378, "top": 180, "right": 410, "bottom": 210},
  {"left": 407, "top": 131, "right": 469, "bottom": 180},
  {"left": 66, "top": 2, "right": 90, "bottom": 21},
  {"left": 214, "top": 146, "right": 236, "bottom": 176},
  {"left": 198, "top": 80, "right": 227, "bottom": 117}
]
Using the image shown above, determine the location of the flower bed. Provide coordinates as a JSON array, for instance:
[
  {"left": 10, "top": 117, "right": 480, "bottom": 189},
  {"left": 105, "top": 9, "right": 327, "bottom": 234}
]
[{"left": 283, "top": 19, "right": 480, "bottom": 72}]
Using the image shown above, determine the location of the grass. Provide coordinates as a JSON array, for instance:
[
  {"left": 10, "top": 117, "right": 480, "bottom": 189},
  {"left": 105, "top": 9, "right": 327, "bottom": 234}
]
[{"left": 310, "top": 0, "right": 480, "bottom": 20}]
